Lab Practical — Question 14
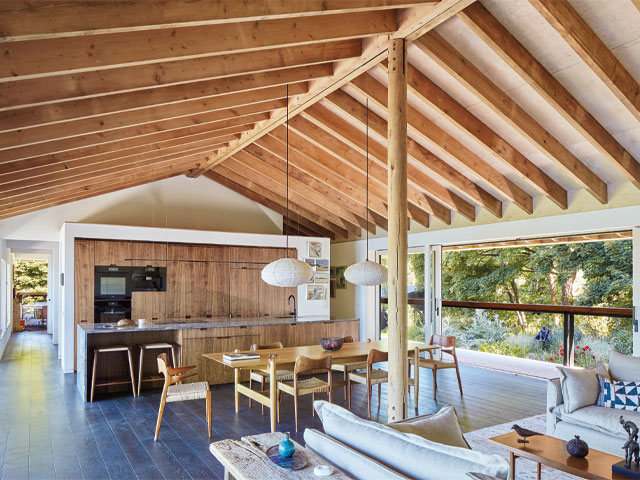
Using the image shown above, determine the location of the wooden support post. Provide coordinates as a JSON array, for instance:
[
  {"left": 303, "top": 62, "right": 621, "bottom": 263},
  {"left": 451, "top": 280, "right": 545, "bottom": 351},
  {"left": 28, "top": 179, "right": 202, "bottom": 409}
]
[{"left": 387, "top": 37, "right": 409, "bottom": 423}]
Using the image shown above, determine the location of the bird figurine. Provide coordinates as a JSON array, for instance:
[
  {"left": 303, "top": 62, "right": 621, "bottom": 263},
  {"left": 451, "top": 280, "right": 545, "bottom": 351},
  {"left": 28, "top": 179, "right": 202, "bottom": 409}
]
[{"left": 511, "top": 424, "right": 542, "bottom": 444}]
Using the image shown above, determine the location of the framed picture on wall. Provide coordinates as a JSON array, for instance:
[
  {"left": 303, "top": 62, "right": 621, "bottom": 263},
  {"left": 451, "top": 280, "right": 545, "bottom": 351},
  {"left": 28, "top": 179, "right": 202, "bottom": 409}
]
[
  {"left": 306, "top": 284, "right": 327, "bottom": 301},
  {"left": 314, "top": 271, "right": 329, "bottom": 284},
  {"left": 335, "top": 266, "right": 346, "bottom": 289},
  {"left": 307, "top": 241, "right": 322, "bottom": 258},
  {"left": 315, "top": 259, "right": 328, "bottom": 272}
]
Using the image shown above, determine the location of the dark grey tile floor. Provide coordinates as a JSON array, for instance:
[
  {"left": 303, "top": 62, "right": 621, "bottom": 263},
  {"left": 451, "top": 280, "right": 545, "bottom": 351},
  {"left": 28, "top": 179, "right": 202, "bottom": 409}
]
[{"left": 0, "top": 331, "right": 547, "bottom": 479}]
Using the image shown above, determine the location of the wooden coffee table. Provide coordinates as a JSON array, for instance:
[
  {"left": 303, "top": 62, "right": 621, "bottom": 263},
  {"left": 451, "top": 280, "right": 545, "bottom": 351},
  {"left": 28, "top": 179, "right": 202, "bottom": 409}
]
[{"left": 489, "top": 431, "right": 627, "bottom": 480}]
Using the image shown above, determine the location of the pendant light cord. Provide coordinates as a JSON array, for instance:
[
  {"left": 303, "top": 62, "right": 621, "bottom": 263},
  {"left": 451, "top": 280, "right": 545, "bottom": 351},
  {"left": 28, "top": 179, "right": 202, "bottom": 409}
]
[
  {"left": 366, "top": 98, "right": 369, "bottom": 255},
  {"left": 286, "top": 85, "right": 290, "bottom": 256}
]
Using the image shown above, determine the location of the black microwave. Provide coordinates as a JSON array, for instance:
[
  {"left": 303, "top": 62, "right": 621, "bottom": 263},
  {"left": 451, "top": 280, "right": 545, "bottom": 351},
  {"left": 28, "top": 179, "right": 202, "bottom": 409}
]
[
  {"left": 94, "top": 266, "right": 132, "bottom": 299},
  {"left": 131, "top": 266, "right": 166, "bottom": 292}
]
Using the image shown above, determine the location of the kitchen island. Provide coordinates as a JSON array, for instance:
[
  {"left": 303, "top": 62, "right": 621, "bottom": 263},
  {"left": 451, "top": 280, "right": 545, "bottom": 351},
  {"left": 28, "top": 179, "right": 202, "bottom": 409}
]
[{"left": 77, "top": 316, "right": 359, "bottom": 402}]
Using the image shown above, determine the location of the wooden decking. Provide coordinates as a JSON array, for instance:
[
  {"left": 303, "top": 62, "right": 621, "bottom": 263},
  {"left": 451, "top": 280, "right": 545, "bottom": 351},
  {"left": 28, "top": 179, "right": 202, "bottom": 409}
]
[{"left": 0, "top": 331, "right": 546, "bottom": 479}]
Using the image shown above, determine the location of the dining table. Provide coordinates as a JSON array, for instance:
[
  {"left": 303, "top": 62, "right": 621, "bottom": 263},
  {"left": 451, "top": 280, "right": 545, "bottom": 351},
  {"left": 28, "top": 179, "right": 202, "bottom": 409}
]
[{"left": 203, "top": 339, "right": 440, "bottom": 432}]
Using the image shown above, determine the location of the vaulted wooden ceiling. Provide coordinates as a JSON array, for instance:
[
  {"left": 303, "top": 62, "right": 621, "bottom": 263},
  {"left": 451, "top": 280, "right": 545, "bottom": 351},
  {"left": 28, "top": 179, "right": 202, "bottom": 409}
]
[{"left": 1, "top": 0, "right": 640, "bottom": 242}]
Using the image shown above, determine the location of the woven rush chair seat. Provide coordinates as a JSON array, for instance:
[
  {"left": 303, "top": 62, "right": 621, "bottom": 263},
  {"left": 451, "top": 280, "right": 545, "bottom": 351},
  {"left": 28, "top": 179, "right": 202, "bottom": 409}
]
[
  {"left": 331, "top": 361, "right": 367, "bottom": 372},
  {"left": 348, "top": 368, "right": 388, "bottom": 384},
  {"left": 278, "top": 376, "right": 331, "bottom": 396},
  {"left": 250, "top": 369, "right": 295, "bottom": 382},
  {"left": 166, "top": 381, "right": 210, "bottom": 402}
]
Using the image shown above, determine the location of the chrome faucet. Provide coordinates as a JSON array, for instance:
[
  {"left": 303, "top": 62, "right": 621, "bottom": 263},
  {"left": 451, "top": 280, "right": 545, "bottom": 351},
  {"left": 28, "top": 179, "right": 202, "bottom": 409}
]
[{"left": 288, "top": 295, "right": 297, "bottom": 318}]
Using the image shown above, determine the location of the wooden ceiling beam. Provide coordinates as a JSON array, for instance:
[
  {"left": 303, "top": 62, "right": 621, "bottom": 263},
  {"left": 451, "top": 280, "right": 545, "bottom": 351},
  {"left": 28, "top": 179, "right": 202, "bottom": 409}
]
[
  {"left": 459, "top": 3, "right": 640, "bottom": 190},
  {"left": 205, "top": 167, "right": 351, "bottom": 238},
  {"left": 0, "top": 132, "right": 241, "bottom": 186},
  {"left": 1, "top": 64, "right": 332, "bottom": 131},
  {"left": 0, "top": 123, "right": 254, "bottom": 178},
  {"left": 231, "top": 151, "right": 377, "bottom": 234},
  {"left": 190, "top": 0, "right": 477, "bottom": 176},
  {"left": 203, "top": 171, "right": 342, "bottom": 240},
  {"left": 282, "top": 216, "right": 326, "bottom": 239},
  {"left": 215, "top": 159, "right": 363, "bottom": 236},
  {"left": 0, "top": 1, "right": 438, "bottom": 40},
  {"left": 325, "top": 89, "right": 502, "bottom": 217},
  {"left": 1, "top": 155, "right": 204, "bottom": 207},
  {"left": 283, "top": 117, "right": 447, "bottom": 224},
  {"left": 350, "top": 72, "right": 534, "bottom": 214},
  {"left": 0, "top": 167, "right": 194, "bottom": 220},
  {"left": 256, "top": 131, "right": 399, "bottom": 225},
  {"left": 529, "top": 0, "right": 640, "bottom": 124},
  {"left": 0, "top": 108, "right": 274, "bottom": 164},
  {"left": 0, "top": 41, "right": 361, "bottom": 110},
  {"left": 0, "top": 147, "right": 214, "bottom": 200},
  {"left": 381, "top": 61, "right": 568, "bottom": 209},
  {"left": 417, "top": 31, "right": 608, "bottom": 204},
  {"left": 0, "top": 84, "right": 305, "bottom": 150},
  {"left": 2, "top": 11, "right": 397, "bottom": 79},
  {"left": 301, "top": 103, "right": 473, "bottom": 221},
  {"left": 242, "top": 144, "right": 385, "bottom": 231}
]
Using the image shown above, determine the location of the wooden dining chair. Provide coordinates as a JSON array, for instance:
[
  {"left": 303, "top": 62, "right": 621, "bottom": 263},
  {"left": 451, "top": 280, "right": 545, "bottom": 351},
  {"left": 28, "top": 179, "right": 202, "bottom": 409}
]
[
  {"left": 348, "top": 348, "right": 388, "bottom": 418},
  {"left": 416, "top": 334, "right": 463, "bottom": 399},
  {"left": 330, "top": 336, "right": 368, "bottom": 400},
  {"left": 154, "top": 353, "right": 212, "bottom": 441},
  {"left": 277, "top": 355, "right": 333, "bottom": 432},
  {"left": 248, "top": 342, "right": 294, "bottom": 415}
]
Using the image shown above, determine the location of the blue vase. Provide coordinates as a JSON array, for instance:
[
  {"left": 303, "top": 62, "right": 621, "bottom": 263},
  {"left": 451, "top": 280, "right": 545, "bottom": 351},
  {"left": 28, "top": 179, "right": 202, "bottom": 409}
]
[{"left": 278, "top": 433, "right": 295, "bottom": 458}]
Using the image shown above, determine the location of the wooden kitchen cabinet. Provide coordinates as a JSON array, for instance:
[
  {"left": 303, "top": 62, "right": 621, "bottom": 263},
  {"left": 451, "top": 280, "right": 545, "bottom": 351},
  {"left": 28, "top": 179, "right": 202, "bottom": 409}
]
[
  {"left": 94, "top": 239, "right": 132, "bottom": 265},
  {"left": 129, "top": 241, "right": 167, "bottom": 322},
  {"left": 74, "top": 238, "right": 95, "bottom": 370},
  {"left": 257, "top": 248, "right": 297, "bottom": 318},
  {"left": 229, "top": 247, "right": 261, "bottom": 318}
]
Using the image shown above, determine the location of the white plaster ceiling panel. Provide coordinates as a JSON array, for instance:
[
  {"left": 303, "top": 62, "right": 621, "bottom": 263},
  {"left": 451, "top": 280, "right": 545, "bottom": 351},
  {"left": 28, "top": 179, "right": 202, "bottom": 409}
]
[
  {"left": 480, "top": 0, "right": 584, "bottom": 74},
  {"left": 435, "top": 16, "right": 527, "bottom": 93},
  {"left": 551, "top": 62, "right": 640, "bottom": 135},
  {"left": 569, "top": 0, "right": 640, "bottom": 50},
  {"left": 611, "top": 37, "right": 640, "bottom": 82},
  {"left": 614, "top": 127, "right": 640, "bottom": 166},
  {"left": 521, "top": 150, "right": 583, "bottom": 192},
  {"left": 565, "top": 141, "right": 627, "bottom": 184},
  {"left": 407, "top": 44, "right": 482, "bottom": 109}
]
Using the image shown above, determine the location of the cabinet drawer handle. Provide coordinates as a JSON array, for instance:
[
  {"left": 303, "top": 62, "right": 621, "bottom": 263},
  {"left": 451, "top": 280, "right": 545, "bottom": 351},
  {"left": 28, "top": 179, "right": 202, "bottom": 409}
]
[
  {"left": 239, "top": 326, "right": 247, "bottom": 329},
  {"left": 80, "top": 320, "right": 87, "bottom": 323},
  {"left": 185, "top": 315, "right": 192, "bottom": 319},
  {"left": 216, "top": 336, "right": 232, "bottom": 340},
  {"left": 323, "top": 321, "right": 335, "bottom": 325},
  {"left": 152, "top": 317, "right": 159, "bottom": 321}
]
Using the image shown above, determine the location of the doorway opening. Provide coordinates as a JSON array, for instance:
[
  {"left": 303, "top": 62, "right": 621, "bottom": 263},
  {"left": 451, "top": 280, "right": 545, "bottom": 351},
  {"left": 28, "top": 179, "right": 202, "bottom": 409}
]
[{"left": 12, "top": 256, "right": 48, "bottom": 332}]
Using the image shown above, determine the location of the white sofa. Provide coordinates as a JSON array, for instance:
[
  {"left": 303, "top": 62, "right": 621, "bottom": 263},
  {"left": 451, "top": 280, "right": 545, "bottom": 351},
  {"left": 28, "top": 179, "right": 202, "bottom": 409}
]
[
  {"left": 305, "top": 401, "right": 510, "bottom": 480},
  {"left": 546, "top": 351, "right": 640, "bottom": 456}
]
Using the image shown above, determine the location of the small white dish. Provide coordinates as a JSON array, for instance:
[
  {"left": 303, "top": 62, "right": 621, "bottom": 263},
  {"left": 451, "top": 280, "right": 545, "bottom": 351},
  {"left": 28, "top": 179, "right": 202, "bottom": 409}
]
[{"left": 314, "top": 465, "right": 333, "bottom": 477}]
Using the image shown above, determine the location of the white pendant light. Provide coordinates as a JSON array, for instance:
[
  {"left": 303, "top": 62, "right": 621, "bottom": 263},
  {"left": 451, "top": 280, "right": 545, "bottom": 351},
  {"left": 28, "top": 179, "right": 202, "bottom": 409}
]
[
  {"left": 262, "top": 85, "right": 313, "bottom": 287},
  {"left": 345, "top": 98, "right": 388, "bottom": 287}
]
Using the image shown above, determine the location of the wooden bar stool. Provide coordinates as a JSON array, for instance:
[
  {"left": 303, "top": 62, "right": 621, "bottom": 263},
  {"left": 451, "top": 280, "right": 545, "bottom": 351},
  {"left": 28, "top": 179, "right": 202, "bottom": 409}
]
[
  {"left": 90, "top": 345, "right": 136, "bottom": 402},
  {"left": 137, "top": 343, "right": 177, "bottom": 396}
]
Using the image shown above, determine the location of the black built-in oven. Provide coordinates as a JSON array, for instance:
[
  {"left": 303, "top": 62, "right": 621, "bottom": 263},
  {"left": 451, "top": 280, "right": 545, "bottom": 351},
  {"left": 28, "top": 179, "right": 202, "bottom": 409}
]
[
  {"left": 94, "top": 299, "right": 132, "bottom": 323},
  {"left": 94, "top": 266, "right": 131, "bottom": 323}
]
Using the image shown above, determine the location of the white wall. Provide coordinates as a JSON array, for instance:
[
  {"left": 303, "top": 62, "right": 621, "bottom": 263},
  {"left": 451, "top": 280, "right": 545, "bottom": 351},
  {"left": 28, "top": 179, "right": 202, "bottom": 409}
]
[
  {"left": 59, "top": 222, "right": 331, "bottom": 373},
  {"left": 333, "top": 204, "right": 640, "bottom": 352},
  {"left": 0, "top": 175, "right": 284, "bottom": 242},
  {"left": 0, "top": 239, "right": 10, "bottom": 359}
]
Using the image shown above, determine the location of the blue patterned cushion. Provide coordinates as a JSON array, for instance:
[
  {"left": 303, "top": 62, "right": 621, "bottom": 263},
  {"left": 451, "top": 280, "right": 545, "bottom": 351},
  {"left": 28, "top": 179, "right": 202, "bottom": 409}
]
[{"left": 601, "top": 377, "right": 640, "bottom": 411}]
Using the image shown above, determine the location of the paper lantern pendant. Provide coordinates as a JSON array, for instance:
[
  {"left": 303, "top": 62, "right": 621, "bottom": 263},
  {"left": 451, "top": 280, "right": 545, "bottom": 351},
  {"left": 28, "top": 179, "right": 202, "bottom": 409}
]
[
  {"left": 344, "top": 260, "right": 388, "bottom": 286},
  {"left": 262, "top": 257, "right": 313, "bottom": 287}
]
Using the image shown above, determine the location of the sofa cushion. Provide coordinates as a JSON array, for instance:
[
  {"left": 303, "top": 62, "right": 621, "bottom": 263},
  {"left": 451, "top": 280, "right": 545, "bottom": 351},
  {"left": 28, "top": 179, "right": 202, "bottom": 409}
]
[
  {"left": 558, "top": 363, "right": 609, "bottom": 413},
  {"left": 554, "top": 405, "right": 640, "bottom": 439},
  {"left": 609, "top": 351, "right": 640, "bottom": 382},
  {"left": 314, "top": 400, "right": 509, "bottom": 480},
  {"left": 304, "top": 429, "right": 410, "bottom": 480},
  {"left": 602, "top": 378, "right": 640, "bottom": 411},
  {"left": 388, "top": 404, "right": 470, "bottom": 449}
]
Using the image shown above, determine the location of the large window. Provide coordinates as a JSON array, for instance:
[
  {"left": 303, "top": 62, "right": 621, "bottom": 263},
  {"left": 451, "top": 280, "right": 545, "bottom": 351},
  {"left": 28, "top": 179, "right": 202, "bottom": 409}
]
[
  {"left": 379, "top": 251, "right": 425, "bottom": 342},
  {"left": 441, "top": 239, "right": 633, "bottom": 365}
]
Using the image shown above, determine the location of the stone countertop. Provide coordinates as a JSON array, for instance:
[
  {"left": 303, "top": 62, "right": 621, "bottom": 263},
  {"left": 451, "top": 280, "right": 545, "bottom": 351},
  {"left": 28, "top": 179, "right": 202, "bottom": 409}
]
[{"left": 78, "top": 316, "right": 359, "bottom": 334}]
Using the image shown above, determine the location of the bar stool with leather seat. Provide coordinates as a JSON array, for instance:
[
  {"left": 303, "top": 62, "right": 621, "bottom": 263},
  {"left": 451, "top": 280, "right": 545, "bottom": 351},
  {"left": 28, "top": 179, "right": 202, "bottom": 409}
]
[
  {"left": 137, "top": 342, "right": 177, "bottom": 396},
  {"left": 415, "top": 334, "right": 463, "bottom": 399},
  {"left": 248, "top": 342, "right": 294, "bottom": 415},
  {"left": 277, "top": 355, "right": 333, "bottom": 432},
  {"left": 347, "top": 348, "right": 388, "bottom": 418},
  {"left": 154, "top": 353, "right": 211, "bottom": 441},
  {"left": 90, "top": 345, "right": 136, "bottom": 402}
]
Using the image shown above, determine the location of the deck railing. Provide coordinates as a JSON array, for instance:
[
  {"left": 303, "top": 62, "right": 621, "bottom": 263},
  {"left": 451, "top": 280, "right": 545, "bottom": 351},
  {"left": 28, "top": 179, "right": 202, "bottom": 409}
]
[{"left": 381, "top": 297, "right": 635, "bottom": 366}]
